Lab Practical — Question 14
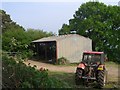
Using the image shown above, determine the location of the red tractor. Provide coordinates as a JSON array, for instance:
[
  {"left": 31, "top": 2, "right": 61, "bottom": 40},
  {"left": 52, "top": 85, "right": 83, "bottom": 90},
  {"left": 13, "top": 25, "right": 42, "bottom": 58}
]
[{"left": 75, "top": 51, "right": 107, "bottom": 88}]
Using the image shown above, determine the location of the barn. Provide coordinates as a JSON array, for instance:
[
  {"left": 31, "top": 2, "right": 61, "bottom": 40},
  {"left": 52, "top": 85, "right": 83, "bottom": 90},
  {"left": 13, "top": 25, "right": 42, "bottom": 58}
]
[{"left": 32, "top": 34, "right": 92, "bottom": 63}]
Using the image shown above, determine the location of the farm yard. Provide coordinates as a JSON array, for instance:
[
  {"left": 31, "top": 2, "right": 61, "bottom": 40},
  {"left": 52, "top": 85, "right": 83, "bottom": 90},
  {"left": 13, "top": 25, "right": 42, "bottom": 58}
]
[
  {"left": 24, "top": 60, "right": 120, "bottom": 88},
  {"left": 1, "top": 1, "right": 120, "bottom": 89}
]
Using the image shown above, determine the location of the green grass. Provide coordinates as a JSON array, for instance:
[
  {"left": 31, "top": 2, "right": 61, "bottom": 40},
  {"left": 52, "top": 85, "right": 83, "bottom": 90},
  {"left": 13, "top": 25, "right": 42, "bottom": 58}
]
[
  {"left": 105, "top": 61, "right": 120, "bottom": 67},
  {"left": 54, "top": 63, "right": 79, "bottom": 66},
  {"left": 48, "top": 61, "right": 120, "bottom": 88},
  {"left": 48, "top": 71, "right": 85, "bottom": 88},
  {"left": 48, "top": 71, "right": 74, "bottom": 88},
  {"left": 105, "top": 82, "right": 120, "bottom": 88},
  {"left": 48, "top": 71, "right": 120, "bottom": 88},
  {"left": 54, "top": 61, "right": 120, "bottom": 67}
]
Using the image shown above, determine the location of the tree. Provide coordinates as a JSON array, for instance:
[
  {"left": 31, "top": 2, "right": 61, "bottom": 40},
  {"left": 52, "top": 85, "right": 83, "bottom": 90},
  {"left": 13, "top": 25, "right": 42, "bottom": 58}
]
[
  {"left": 2, "top": 10, "right": 54, "bottom": 58},
  {"left": 59, "top": 24, "right": 70, "bottom": 35},
  {"left": 26, "top": 28, "right": 54, "bottom": 41},
  {"left": 59, "top": 2, "right": 120, "bottom": 63},
  {"left": 0, "top": 10, "right": 25, "bottom": 33}
]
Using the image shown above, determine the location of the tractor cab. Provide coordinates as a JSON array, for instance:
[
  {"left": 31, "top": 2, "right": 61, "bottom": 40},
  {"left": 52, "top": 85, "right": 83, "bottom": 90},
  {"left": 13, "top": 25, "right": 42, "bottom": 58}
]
[{"left": 82, "top": 51, "right": 105, "bottom": 66}]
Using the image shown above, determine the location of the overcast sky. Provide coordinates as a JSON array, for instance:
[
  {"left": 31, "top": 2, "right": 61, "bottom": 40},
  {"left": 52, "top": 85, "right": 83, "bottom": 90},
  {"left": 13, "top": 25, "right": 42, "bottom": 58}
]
[{"left": 1, "top": 0, "right": 120, "bottom": 34}]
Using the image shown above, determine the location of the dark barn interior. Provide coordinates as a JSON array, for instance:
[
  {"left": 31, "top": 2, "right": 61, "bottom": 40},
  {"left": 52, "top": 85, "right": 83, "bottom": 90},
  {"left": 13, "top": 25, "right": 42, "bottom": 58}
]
[{"left": 33, "top": 41, "right": 56, "bottom": 63}]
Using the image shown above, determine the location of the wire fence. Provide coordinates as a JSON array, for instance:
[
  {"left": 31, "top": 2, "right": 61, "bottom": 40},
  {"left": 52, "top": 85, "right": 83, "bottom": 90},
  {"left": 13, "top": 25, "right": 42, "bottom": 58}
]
[{"left": 2, "top": 52, "right": 21, "bottom": 57}]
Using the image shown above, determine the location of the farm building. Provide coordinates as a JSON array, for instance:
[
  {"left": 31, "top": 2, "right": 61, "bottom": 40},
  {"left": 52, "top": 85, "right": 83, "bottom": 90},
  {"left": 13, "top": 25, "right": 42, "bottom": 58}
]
[{"left": 32, "top": 34, "right": 92, "bottom": 63}]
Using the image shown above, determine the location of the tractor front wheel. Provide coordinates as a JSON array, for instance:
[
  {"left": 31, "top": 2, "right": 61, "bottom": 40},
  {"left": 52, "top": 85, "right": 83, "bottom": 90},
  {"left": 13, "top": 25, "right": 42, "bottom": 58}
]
[
  {"left": 97, "top": 70, "right": 106, "bottom": 88},
  {"left": 75, "top": 68, "right": 83, "bottom": 85}
]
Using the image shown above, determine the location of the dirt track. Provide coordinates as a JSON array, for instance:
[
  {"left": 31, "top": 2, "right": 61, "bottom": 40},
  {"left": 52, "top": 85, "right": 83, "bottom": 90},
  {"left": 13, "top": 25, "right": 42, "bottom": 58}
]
[
  {"left": 24, "top": 60, "right": 76, "bottom": 73},
  {"left": 24, "top": 60, "right": 119, "bottom": 82}
]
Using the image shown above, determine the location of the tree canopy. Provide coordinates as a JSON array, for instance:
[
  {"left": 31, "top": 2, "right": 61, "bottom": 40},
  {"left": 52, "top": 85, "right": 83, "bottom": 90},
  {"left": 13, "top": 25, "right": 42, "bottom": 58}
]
[
  {"left": 1, "top": 10, "right": 54, "bottom": 58},
  {"left": 0, "top": 10, "right": 25, "bottom": 33},
  {"left": 59, "top": 2, "right": 120, "bottom": 63}
]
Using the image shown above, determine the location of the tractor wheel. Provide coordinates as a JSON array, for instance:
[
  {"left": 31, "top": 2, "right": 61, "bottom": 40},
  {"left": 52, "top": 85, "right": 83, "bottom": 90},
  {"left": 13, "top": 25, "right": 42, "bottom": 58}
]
[
  {"left": 97, "top": 70, "right": 106, "bottom": 88},
  {"left": 75, "top": 69, "right": 83, "bottom": 85}
]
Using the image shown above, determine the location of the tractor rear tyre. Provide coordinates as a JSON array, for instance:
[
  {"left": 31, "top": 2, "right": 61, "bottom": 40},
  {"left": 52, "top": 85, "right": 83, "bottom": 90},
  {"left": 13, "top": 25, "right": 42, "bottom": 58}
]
[
  {"left": 97, "top": 70, "right": 106, "bottom": 88},
  {"left": 75, "top": 69, "right": 83, "bottom": 85}
]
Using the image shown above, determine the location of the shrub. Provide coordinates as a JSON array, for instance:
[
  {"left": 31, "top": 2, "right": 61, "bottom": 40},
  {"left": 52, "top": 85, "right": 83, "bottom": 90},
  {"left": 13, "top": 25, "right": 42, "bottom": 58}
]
[
  {"left": 57, "top": 57, "right": 69, "bottom": 65},
  {"left": 2, "top": 54, "right": 68, "bottom": 88},
  {"left": 19, "top": 50, "right": 34, "bottom": 60}
]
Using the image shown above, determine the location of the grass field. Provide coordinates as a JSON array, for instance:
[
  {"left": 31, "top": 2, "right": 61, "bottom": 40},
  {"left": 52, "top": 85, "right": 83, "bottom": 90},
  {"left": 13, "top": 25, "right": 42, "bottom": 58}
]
[
  {"left": 48, "top": 62, "right": 120, "bottom": 88},
  {"left": 25, "top": 60, "right": 120, "bottom": 88}
]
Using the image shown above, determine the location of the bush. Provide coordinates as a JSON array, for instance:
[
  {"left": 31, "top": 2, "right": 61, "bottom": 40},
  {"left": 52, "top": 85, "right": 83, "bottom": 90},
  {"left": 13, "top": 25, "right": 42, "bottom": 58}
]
[
  {"left": 2, "top": 54, "right": 68, "bottom": 88},
  {"left": 57, "top": 57, "right": 69, "bottom": 65},
  {"left": 20, "top": 50, "right": 34, "bottom": 60}
]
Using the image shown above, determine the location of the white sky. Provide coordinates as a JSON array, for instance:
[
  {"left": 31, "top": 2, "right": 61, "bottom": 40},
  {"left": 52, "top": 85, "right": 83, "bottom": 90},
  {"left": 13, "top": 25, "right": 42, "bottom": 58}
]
[
  {"left": 2, "top": 0, "right": 119, "bottom": 2},
  {"left": 1, "top": 0, "right": 120, "bottom": 34}
]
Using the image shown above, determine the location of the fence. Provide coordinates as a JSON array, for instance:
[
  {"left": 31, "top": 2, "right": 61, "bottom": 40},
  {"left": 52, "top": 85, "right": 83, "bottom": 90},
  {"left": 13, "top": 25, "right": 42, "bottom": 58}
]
[{"left": 2, "top": 52, "right": 21, "bottom": 57}]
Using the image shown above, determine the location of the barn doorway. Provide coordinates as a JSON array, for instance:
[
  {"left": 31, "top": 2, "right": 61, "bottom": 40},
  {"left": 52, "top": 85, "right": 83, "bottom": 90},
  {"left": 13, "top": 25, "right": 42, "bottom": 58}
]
[{"left": 33, "top": 41, "right": 57, "bottom": 63}]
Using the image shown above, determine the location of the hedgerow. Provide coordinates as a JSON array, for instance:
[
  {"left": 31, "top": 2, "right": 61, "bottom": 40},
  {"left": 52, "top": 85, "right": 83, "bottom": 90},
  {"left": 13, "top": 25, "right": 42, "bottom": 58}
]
[{"left": 2, "top": 54, "right": 69, "bottom": 88}]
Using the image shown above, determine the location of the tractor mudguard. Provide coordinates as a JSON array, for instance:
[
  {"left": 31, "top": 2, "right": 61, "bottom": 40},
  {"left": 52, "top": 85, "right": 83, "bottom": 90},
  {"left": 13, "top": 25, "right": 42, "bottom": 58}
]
[{"left": 77, "top": 63, "right": 85, "bottom": 69}]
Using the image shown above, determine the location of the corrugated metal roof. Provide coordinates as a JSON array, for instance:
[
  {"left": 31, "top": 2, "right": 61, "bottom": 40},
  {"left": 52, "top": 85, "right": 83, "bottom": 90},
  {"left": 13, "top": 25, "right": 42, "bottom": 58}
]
[{"left": 32, "top": 34, "right": 91, "bottom": 43}]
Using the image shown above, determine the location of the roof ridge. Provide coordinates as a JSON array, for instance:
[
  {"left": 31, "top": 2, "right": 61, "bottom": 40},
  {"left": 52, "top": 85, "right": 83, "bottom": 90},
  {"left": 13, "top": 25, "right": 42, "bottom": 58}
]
[{"left": 32, "top": 34, "right": 91, "bottom": 42}]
